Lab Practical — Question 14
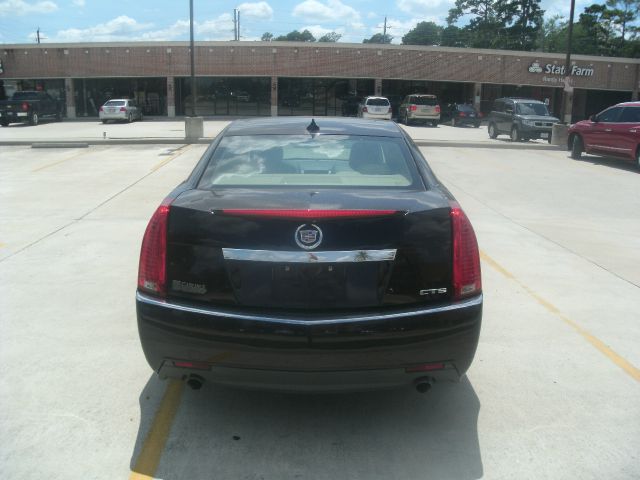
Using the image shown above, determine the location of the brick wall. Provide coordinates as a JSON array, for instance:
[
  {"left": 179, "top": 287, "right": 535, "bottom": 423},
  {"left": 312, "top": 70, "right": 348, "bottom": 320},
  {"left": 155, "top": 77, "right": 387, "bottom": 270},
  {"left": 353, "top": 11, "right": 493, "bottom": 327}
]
[{"left": 1, "top": 42, "right": 638, "bottom": 92}]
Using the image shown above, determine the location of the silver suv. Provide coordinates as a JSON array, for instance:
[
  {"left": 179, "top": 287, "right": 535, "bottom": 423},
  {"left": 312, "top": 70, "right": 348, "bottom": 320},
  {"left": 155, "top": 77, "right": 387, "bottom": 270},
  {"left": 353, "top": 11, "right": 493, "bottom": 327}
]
[
  {"left": 398, "top": 94, "right": 440, "bottom": 126},
  {"left": 487, "top": 98, "right": 559, "bottom": 142}
]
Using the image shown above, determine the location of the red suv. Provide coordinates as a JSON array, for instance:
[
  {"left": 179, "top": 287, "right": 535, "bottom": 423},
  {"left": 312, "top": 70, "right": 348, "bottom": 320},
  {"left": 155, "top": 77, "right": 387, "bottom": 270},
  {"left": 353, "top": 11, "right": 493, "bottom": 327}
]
[{"left": 568, "top": 101, "right": 640, "bottom": 170}]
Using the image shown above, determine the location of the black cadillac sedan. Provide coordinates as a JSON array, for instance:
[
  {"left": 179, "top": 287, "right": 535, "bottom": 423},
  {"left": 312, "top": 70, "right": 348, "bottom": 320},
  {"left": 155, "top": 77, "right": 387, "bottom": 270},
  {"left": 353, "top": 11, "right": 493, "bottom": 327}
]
[{"left": 136, "top": 117, "right": 482, "bottom": 393}]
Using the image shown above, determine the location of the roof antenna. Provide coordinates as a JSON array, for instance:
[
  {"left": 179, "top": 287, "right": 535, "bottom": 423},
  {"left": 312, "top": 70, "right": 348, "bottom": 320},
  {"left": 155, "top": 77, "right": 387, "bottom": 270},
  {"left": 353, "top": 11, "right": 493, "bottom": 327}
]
[{"left": 306, "top": 119, "right": 320, "bottom": 135}]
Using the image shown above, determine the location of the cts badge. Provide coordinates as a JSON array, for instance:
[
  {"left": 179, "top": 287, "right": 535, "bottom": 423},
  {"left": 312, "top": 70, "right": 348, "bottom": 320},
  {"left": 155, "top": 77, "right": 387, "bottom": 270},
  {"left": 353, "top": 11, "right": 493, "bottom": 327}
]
[
  {"left": 420, "top": 288, "right": 448, "bottom": 296},
  {"left": 295, "top": 224, "right": 323, "bottom": 250}
]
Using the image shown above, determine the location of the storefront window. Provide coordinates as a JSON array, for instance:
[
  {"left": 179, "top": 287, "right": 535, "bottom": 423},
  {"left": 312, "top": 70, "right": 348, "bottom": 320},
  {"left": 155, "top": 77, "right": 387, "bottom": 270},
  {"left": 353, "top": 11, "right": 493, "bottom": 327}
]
[
  {"left": 0, "top": 78, "right": 65, "bottom": 112},
  {"left": 73, "top": 77, "right": 167, "bottom": 117},
  {"left": 176, "top": 77, "right": 271, "bottom": 116},
  {"left": 278, "top": 78, "right": 374, "bottom": 117}
]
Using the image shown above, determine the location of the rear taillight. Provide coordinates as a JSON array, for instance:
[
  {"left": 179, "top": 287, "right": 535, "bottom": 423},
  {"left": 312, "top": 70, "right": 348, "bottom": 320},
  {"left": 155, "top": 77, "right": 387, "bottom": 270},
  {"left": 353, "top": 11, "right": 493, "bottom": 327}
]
[
  {"left": 120, "top": 107, "right": 127, "bottom": 112},
  {"left": 138, "top": 199, "right": 172, "bottom": 297},
  {"left": 435, "top": 105, "right": 441, "bottom": 114},
  {"left": 21, "top": 102, "right": 29, "bottom": 111},
  {"left": 450, "top": 202, "right": 481, "bottom": 300},
  {"left": 99, "top": 106, "right": 104, "bottom": 112},
  {"left": 362, "top": 106, "right": 368, "bottom": 113},
  {"left": 409, "top": 105, "right": 417, "bottom": 112},
  {"left": 459, "top": 112, "right": 466, "bottom": 117},
  {"left": 478, "top": 112, "right": 484, "bottom": 118},
  {"left": 388, "top": 107, "right": 392, "bottom": 114}
]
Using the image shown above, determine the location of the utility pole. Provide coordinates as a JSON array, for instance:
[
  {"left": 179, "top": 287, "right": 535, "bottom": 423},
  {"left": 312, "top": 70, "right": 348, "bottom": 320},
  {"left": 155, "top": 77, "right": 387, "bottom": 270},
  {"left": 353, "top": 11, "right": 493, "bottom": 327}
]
[
  {"left": 233, "top": 9, "right": 238, "bottom": 41},
  {"left": 36, "top": 27, "right": 40, "bottom": 44},
  {"left": 382, "top": 16, "right": 387, "bottom": 43},
  {"left": 237, "top": 10, "right": 241, "bottom": 40},
  {"left": 189, "top": 0, "right": 196, "bottom": 116},
  {"left": 561, "top": 0, "right": 576, "bottom": 124}
]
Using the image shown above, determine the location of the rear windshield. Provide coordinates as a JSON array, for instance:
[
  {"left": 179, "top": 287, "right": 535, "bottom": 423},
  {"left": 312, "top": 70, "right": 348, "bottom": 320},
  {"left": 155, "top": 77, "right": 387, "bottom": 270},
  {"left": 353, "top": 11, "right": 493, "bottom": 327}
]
[
  {"left": 411, "top": 96, "right": 438, "bottom": 106},
  {"left": 516, "top": 102, "right": 550, "bottom": 116},
  {"left": 457, "top": 104, "right": 475, "bottom": 112},
  {"left": 12, "top": 92, "right": 39, "bottom": 100},
  {"left": 366, "top": 98, "right": 390, "bottom": 106},
  {"left": 198, "top": 135, "right": 422, "bottom": 189},
  {"left": 105, "top": 100, "right": 126, "bottom": 106}
]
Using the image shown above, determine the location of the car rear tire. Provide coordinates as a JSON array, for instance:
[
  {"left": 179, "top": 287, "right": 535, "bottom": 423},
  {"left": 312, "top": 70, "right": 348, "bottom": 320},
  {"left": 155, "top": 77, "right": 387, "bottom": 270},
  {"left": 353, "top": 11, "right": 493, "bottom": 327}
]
[
  {"left": 474, "top": 123, "right": 480, "bottom": 128},
  {"left": 510, "top": 126, "right": 520, "bottom": 142},
  {"left": 488, "top": 123, "right": 497, "bottom": 139},
  {"left": 1, "top": 121, "right": 8, "bottom": 127},
  {"left": 571, "top": 135, "right": 583, "bottom": 160},
  {"left": 452, "top": 118, "right": 457, "bottom": 127},
  {"left": 29, "top": 112, "right": 39, "bottom": 126},
  {"left": 102, "top": 120, "right": 108, "bottom": 124},
  {"left": 635, "top": 147, "right": 639, "bottom": 171}
]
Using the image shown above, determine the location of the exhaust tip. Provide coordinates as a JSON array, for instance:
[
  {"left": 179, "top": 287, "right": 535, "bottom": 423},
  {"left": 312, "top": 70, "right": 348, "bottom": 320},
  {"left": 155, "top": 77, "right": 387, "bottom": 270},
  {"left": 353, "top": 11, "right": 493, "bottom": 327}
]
[
  {"left": 186, "top": 374, "right": 205, "bottom": 390},
  {"left": 414, "top": 376, "right": 435, "bottom": 394}
]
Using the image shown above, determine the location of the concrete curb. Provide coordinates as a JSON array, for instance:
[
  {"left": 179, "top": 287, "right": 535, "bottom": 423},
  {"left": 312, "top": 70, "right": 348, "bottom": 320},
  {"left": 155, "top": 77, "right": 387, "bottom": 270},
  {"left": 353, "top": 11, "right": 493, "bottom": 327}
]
[{"left": 2, "top": 138, "right": 565, "bottom": 150}]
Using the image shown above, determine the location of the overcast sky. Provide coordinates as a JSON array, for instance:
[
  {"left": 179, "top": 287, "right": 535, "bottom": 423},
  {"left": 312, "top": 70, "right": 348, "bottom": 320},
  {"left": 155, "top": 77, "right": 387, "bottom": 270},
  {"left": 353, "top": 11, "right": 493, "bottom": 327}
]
[{"left": 0, "top": 0, "right": 606, "bottom": 45}]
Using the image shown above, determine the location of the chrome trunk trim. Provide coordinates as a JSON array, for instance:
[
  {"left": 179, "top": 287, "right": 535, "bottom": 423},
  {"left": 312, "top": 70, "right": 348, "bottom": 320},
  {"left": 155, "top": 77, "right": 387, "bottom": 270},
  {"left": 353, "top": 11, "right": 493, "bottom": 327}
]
[{"left": 222, "top": 248, "right": 397, "bottom": 263}]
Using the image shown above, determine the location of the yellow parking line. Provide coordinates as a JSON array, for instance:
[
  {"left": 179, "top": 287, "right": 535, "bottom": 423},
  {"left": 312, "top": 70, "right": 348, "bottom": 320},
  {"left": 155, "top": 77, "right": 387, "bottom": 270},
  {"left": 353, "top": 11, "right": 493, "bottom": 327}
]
[
  {"left": 150, "top": 145, "right": 193, "bottom": 172},
  {"left": 480, "top": 251, "right": 640, "bottom": 382},
  {"left": 129, "top": 380, "right": 184, "bottom": 480},
  {"left": 129, "top": 352, "right": 233, "bottom": 478},
  {"left": 31, "top": 149, "right": 89, "bottom": 172}
]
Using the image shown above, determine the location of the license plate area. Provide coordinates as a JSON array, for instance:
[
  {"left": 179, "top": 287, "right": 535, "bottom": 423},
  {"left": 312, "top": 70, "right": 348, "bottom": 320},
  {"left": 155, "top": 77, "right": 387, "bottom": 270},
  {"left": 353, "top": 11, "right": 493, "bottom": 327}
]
[
  {"left": 540, "top": 132, "right": 549, "bottom": 139},
  {"left": 226, "top": 261, "right": 389, "bottom": 309}
]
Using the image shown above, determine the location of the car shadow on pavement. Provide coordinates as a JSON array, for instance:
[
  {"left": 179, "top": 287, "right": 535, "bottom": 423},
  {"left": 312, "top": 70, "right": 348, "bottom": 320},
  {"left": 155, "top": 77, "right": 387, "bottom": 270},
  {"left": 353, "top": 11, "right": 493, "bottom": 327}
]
[
  {"left": 572, "top": 154, "right": 639, "bottom": 173},
  {"left": 130, "top": 375, "right": 483, "bottom": 479}
]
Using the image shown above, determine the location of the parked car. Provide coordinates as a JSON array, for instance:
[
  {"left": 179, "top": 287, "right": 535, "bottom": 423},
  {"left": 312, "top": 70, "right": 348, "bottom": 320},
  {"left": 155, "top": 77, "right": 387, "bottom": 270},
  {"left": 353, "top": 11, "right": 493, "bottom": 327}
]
[
  {"left": 398, "top": 94, "right": 440, "bottom": 126},
  {"left": 487, "top": 97, "right": 559, "bottom": 142},
  {"left": 568, "top": 101, "right": 640, "bottom": 169},
  {"left": 442, "top": 103, "right": 482, "bottom": 128},
  {"left": 357, "top": 96, "right": 392, "bottom": 120},
  {"left": 136, "top": 117, "right": 482, "bottom": 393},
  {"left": 0, "top": 90, "right": 62, "bottom": 126},
  {"left": 98, "top": 98, "right": 143, "bottom": 123}
]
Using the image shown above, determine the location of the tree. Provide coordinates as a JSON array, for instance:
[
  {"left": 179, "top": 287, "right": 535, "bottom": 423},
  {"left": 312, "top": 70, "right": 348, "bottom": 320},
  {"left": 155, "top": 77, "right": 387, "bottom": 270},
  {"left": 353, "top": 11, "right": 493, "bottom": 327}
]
[
  {"left": 318, "top": 32, "right": 342, "bottom": 42},
  {"left": 402, "top": 21, "right": 443, "bottom": 46},
  {"left": 441, "top": 25, "right": 466, "bottom": 47},
  {"left": 275, "top": 29, "right": 316, "bottom": 42},
  {"left": 605, "top": 0, "right": 639, "bottom": 50},
  {"left": 362, "top": 33, "right": 393, "bottom": 44},
  {"left": 537, "top": 15, "right": 568, "bottom": 53},
  {"left": 497, "top": 0, "right": 544, "bottom": 50},
  {"left": 261, "top": 32, "right": 273, "bottom": 41},
  {"left": 447, "top": 0, "right": 505, "bottom": 48}
]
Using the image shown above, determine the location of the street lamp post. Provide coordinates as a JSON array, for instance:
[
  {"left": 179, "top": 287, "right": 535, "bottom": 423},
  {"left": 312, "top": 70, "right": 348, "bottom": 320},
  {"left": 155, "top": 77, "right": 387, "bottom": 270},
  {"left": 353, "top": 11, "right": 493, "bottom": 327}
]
[
  {"left": 561, "top": 0, "right": 576, "bottom": 124},
  {"left": 189, "top": 0, "right": 196, "bottom": 117}
]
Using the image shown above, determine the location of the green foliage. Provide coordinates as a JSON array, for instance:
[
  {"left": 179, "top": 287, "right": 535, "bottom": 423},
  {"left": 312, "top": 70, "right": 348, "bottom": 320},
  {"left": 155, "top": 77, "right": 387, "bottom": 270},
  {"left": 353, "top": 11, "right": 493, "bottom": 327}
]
[
  {"left": 274, "top": 30, "right": 316, "bottom": 42},
  {"left": 261, "top": 32, "right": 273, "bottom": 42},
  {"left": 318, "top": 32, "right": 342, "bottom": 42},
  {"left": 402, "top": 22, "right": 443, "bottom": 45},
  {"left": 362, "top": 33, "right": 393, "bottom": 44},
  {"left": 442, "top": 0, "right": 637, "bottom": 57}
]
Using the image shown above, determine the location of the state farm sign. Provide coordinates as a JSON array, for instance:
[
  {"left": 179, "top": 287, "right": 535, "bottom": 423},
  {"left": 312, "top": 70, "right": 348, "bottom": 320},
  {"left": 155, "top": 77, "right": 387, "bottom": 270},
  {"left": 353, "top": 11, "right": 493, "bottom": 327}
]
[{"left": 528, "top": 62, "right": 594, "bottom": 77}]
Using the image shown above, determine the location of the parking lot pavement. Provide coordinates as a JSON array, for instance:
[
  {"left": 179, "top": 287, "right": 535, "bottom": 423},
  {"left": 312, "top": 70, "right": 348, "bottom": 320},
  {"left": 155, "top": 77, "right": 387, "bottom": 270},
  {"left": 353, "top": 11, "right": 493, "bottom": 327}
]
[{"left": 0, "top": 143, "right": 638, "bottom": 479}]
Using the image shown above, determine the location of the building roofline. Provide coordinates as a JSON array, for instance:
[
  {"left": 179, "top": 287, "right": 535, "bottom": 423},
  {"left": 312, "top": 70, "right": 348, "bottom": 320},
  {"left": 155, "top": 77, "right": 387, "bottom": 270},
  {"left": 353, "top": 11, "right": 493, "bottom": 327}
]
[{"left": 2, "top": 41, "right": 639, "bottom": 64}]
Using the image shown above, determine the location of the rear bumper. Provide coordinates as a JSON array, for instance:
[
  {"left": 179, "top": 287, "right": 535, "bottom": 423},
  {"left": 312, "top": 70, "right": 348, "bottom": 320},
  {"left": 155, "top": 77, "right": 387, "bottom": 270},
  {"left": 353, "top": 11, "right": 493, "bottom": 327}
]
[
  {"left": 99, "top": 112, "right": 128, "bottom": 120},
  {"left": 136, "top": 291, "right": 482, "bottom": 391},
  {"left": 0, "top": 111, "right": 29, "bottom": 122},
  {"left": 361, "top": 112, "right": 392, "bottom": 120}
]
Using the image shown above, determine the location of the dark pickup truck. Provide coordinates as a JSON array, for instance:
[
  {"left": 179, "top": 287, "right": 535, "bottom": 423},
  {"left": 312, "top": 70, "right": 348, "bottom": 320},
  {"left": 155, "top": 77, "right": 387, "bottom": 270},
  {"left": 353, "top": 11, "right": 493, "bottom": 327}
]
[{"left": 0, "top": 91, "right": 63, "bottom": 126}]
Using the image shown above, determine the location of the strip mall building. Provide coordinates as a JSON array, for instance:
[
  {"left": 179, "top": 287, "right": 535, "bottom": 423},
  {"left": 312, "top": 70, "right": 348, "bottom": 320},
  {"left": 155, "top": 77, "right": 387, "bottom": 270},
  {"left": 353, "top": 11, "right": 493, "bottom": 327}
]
[{"left": 1, "top": 41, "right": 638, "bottom": 122}]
